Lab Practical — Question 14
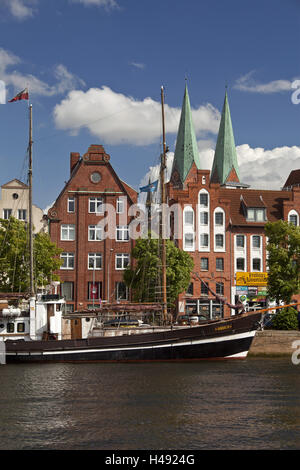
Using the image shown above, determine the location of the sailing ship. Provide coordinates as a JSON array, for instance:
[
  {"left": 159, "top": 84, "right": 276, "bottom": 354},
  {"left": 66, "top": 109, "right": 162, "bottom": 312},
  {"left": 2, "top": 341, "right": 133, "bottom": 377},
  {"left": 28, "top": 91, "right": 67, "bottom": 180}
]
[{"left": 1, "top": 87, "right": 272, "bottom": 364}]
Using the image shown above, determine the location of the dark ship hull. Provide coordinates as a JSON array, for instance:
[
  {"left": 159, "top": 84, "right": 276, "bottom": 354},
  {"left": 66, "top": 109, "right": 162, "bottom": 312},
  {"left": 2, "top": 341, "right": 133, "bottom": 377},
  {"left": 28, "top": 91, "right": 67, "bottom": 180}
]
[{"left": 4, "top": 312, "right": 262, "bottom": 363}]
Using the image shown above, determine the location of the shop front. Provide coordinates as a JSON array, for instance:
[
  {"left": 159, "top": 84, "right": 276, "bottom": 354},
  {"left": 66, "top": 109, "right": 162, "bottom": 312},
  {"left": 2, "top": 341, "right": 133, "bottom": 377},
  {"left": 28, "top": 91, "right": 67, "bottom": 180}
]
[{"left": 235, "top": 272, "right": 268, "bottom": 311}]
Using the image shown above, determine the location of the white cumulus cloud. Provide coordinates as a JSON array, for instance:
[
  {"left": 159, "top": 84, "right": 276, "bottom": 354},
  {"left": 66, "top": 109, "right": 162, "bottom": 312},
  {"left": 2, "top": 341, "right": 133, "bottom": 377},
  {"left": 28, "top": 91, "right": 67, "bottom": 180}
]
[
  {"left": 234, "top": 71, "right": 294, "bottom": 94},
  {"left": 53, "top": 86, "right": 220, "bottom": 146},
  {"left": 0, "top": 47, "right": 85, "bottom": 97}
]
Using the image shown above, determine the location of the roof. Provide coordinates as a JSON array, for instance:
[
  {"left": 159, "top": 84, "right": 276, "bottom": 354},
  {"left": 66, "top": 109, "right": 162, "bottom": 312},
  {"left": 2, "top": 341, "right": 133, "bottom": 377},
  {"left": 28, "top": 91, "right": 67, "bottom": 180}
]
[
  {"left": 171, "top": 83, "right": 201, "bottom": 185},
  {"left": 283, "top": 169, "right": 300, "bottom": 189},
  {"left": 211, "top": 91, "right": 240, "bottom": 185},
  {"left": 219, "top": 188, "right": 292, "bottom": 226}
]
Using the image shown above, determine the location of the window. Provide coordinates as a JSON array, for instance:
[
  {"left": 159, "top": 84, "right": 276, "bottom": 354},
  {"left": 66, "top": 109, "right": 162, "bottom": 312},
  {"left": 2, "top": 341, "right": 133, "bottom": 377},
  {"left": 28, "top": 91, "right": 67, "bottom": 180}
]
[
  {"left": 216, "top": 258, "right": 224, "bottom": 271},
  {"left": 116, "top": 225, "right": 129, "bottom": 241},
  {"left": 215, "top": 234, "right": 224, "bottom": 248},
  {"left": 88, "top": 282, "right": 102, "bottom": 300},
  {"left": 68, "top": 197, "right": 75, "bottom": 213},
  {"left": 60, "top": 252, "right": 74, "bottom": 269},
  {"left": 252, "top": 236, "right": 261, "bottom": 248},
  {"left": 65, "top": 304, "right": 74, "bottom": 313},
  {"left": 201, "top": 281, "right": 208, "bottom": 295},
  {"left": 116, "top": 282, "right": 128, "bottom": 301},
  {"left": 216, "top": 282, "right": 224, "bottom": 295},
  {"left": 61, "top": 224, "right": 75, "bottom": 241},
  {"left": 200, "top": 233, "right": 209, "bottom": 248},
  {"left": 252, "top": 258, "right": 261, "bottom": 271},
  {"left": 184, "top": 233, "right": 194, "bottom": 250},
  {"left": 117, "top": 197, "right": 125, "bottom": 214},
  {"left": 89, "top": 197, "right": 103, "bottom": 214},
  {"left": 289, "top": 214, "right": 298, "bottom": 226},
  {"left": 7, "top": 322, "right": 14, "bottom": 332},
  {"left": 236, "top": 235, "right": 245, "bottom": 248},
  {"left": 247, "top": 208, "right": 266, "bottom": 222},
  {"left": 61, "top": 282, "right": 74, "bottom": 301},
  {"left": 88, "top": 225, "right": 102, "bottom": 241},
  {"left": 201, "top": 258, "right": 209, "bottom": 271},
  {"left": 3, "top": 209, "right": 12, "bottom": 219},
  {"left": 88, "top": 253, "right": 102, "bottom": 270},
  {"left": 236, "top": 258, "right": 245, "bottom": 271},
  {"left": 115, "top": 253, "right": 130, "bottom": 270},
  {"left": 90, "top": 172, "right": 101, "bottom": 184},
  {"left": 215, "top": 212, "right": 224, "bottom": 225},
  {"left": 184, "top": 209, "right": 194, "bottom": 225},
  {"left": 17, "top": 322, "right": 25, "bottom": 333},
  {"left": 200, "top": 212, "right": 208, "bottom": 225},
  {"left": 186, "top": 283, "right": 193, "bottom": 295},
  {"left": 18, "top": 209, "right": 26, "bottom": 221},
  {"left": 199, "top": 193, "right": 208, "bottom": 207}
]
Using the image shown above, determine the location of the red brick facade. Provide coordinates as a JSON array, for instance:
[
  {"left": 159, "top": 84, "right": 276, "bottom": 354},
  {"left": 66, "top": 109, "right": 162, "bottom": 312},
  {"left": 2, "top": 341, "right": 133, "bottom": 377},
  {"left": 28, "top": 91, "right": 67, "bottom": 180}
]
[
  {"left": 48, "top": 145, "right": 137, "bottom": 312},
  {"left": 167, "top": 169, "right": 300, "bottom": 319}
]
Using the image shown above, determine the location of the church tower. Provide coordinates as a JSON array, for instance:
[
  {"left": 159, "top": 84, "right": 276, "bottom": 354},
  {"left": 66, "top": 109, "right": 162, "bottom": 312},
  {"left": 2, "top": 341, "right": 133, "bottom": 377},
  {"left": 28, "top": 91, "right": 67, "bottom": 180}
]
[
  {"left": 170, "top": 83, "right": 202, "bottom": 188},
  {"left": 211, "top": 90, "right": 248, "bottom": 188}
]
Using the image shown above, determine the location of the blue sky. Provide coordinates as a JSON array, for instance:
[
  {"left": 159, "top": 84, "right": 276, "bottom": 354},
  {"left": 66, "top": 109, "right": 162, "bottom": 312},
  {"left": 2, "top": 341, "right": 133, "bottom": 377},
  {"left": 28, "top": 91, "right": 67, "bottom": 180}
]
[{"left": 1, "top": 0, "right": 300, "bottom": 210}]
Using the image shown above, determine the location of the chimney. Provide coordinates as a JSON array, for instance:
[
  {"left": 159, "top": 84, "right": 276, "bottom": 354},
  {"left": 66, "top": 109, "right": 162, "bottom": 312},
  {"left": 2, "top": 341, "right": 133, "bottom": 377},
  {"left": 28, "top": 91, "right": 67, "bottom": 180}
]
[{"left": 70, "top": 152, "right": 80, "bottom": 175}]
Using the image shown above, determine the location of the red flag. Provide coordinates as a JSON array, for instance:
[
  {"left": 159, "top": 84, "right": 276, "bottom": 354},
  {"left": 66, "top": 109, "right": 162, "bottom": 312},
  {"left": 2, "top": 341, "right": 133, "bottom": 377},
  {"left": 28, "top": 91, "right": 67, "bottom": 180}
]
[{"left": 8, "top": 88, "right": 29, "bottom": 102}]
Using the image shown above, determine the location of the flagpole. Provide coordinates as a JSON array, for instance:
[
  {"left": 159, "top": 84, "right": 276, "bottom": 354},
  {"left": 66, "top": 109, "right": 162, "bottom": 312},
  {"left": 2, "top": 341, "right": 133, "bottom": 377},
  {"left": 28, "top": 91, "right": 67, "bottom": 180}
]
[
  {"left": 160, "top": 86, "right": 168, "bottom": 324},
  {"left": 28, "top": 101, "right": 34, "bottom": 296}
]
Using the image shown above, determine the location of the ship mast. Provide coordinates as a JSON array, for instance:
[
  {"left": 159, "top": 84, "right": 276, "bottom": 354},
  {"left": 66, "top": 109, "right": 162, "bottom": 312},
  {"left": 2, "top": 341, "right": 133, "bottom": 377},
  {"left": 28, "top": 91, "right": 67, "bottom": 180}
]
[
  {"left": 160, "top": 86, "right": 168, "bottom": 323},
  {"left": 28, "top": 103, "right": 34, "bottom": 296}
]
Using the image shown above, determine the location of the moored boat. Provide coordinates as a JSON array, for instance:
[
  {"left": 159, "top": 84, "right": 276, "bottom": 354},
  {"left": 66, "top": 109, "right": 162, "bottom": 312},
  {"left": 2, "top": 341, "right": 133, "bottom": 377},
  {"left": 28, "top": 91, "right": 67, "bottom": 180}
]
[{"left": 4, "top": 310, "right": 262, "bottom": 363}]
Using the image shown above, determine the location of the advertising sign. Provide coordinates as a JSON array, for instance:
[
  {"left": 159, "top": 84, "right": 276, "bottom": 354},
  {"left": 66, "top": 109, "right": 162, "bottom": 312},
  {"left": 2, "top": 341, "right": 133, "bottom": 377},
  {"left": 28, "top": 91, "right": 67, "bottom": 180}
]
[{"left": 236, "top": 272, "right": 268, "bottom": 286}]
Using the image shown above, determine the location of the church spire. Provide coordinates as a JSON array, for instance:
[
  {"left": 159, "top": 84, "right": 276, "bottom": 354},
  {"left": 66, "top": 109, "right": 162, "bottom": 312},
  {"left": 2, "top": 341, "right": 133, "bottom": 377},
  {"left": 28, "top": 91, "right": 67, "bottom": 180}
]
[
  {"left": 210, "top": 90, "right": 241, "bottom": 186},
  {"left": 170, "top": 83, "right": 201, "bottom": 187}
]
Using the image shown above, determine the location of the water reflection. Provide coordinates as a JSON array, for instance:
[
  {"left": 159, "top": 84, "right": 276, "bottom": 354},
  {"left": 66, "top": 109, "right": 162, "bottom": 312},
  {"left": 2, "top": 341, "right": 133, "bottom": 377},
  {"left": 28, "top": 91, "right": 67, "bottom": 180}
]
[{"left": 1, "top": 358, "right": 300, "bottom": 449}]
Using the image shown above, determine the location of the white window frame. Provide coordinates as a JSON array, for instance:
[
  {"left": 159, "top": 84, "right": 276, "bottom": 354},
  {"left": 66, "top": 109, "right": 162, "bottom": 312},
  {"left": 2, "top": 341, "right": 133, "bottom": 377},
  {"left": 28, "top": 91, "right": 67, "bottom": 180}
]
[
  {"left": 213, "top": 207, "right": 225, "bottom": 252},
  {"left": 68, "top": 197, "right": 75, "bottom": 213},
  {"left": 89, "top": 197, "right": 104, "bottom": 214},
  {"left": 288, "top": 209, "right": 299, "bottom": 226},
  {"left": 60, "top": 252, "right": 74, "bottom": 270},
  {"left": 115, "top": 253, "right": 130, "bottom": 270},
  {"left": 116, "top": 197, "right": 125, "bottom": 214},
  {"left": 183, "top": 206, "right": 195, "bottom": 251},
  {"left": 198, "top": 189, "right": 210, "bottom": 252},
  {"left": 3, "top": 209, "right": 12, "bottom": 219},
  {"left": 116, "top": 225, "right": 129, "bottom": 241},
  {"left": 88, "top": 253, "right": 102, "bottom": 270},
  {"left": 61, "top": 224, "right": 75, "bottom": 241},
  {"left": 88, "top": 225, "right": 103, "bottom": 241},
  {"left": 18, "top": 209, "right": 27, "bottom": 221}
]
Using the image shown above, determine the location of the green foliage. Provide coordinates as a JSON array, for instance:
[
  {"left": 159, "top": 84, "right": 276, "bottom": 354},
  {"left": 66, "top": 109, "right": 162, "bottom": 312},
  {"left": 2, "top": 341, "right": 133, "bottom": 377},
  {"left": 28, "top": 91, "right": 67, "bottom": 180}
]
[
  {"left": 271, "top": 307, "right": 298, "bottom": 330},
  {"left": 124, "top": 237, "right": 194, "bottom": 307},
  {"left": 265, "top": 220, "right": 300, "bottom": 304},
  {"left": 0, "top": 217, "right": 62, "bottom": 293}
]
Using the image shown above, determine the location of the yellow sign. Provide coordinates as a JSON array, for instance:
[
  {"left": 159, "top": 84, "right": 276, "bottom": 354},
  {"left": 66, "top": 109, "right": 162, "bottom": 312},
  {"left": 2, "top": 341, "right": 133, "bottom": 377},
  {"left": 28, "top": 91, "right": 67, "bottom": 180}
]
[{"left": 236, "top": 272, "right": 268, "bottom": 286}]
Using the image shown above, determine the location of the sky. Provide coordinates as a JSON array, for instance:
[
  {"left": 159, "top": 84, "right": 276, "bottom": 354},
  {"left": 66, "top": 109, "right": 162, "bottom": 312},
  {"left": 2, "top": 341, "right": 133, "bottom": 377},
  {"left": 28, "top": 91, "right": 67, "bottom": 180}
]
[{"left": 1, "top": 0, "right": 300, "bottom": 211}]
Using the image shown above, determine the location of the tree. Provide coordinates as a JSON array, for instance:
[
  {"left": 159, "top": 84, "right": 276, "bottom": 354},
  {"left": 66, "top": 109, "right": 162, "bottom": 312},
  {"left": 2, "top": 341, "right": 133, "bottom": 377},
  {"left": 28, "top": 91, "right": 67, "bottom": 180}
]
[
  {"left": 0, "top": 217, "right": 62, "bottom": 293},
  {"left": 265, "top": 220, "right": 300, "bottom": 304},
  {"left": 271, "top": 307, "right": 298, "bottom": 330},
  {"left": 123, "top": 238, "right": 194, "bottom": 307}
]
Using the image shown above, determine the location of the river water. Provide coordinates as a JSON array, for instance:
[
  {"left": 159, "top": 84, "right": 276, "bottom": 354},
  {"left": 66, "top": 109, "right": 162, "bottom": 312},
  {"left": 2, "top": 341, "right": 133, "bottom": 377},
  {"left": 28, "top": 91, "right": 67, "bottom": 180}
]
[{"left": 0, "top": 357, "right": 300, "bottom": 450}]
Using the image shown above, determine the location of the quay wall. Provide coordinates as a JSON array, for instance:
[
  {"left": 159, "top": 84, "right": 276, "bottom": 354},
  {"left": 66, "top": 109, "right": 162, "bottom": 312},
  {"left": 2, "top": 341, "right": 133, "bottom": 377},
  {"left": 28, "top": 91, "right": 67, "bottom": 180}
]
[{"left": 249, "top": 330, "right": 300, "bottom": 356}]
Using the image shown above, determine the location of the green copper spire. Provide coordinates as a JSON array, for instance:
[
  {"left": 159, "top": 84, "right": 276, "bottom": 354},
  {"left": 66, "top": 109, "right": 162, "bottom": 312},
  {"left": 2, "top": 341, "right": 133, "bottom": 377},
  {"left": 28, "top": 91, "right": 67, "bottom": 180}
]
[
  {"left": 211, "top": 90, "right": 240, "bottom": 185},
  {"left": 171, "top": 83, "right": 201, "bottom": 185}
]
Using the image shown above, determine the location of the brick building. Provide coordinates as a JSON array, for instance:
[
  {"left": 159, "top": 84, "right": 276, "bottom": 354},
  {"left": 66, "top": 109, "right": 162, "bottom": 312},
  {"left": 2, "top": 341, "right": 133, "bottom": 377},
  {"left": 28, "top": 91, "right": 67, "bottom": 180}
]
[
  {"left": 166, "top": 85, "right": 300, "bottom": 319},
  {"left": 47, "top": 144, "right": 138, "bottom": 313}
]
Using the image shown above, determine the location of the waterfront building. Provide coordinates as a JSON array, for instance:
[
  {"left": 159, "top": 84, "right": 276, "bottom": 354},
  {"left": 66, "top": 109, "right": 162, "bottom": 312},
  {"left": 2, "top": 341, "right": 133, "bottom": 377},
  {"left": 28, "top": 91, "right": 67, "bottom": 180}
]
[
  {"left": 47, "top": 144, "right": 138, "bottom": 319},
  {"left": 0, "top": 179, "right": 45, "bottom": 233},
  {"left": 167, "top": 85, "right": 300, "bottom": 319}
]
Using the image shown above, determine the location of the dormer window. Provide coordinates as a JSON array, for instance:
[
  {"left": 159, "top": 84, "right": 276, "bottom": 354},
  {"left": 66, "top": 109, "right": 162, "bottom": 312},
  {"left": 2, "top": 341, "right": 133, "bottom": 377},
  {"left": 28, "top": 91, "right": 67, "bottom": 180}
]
[{"left": 246, "top": 208, "right": 266, "bottom": 222}]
